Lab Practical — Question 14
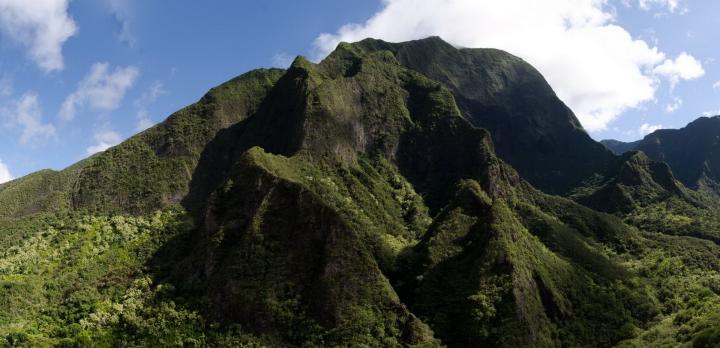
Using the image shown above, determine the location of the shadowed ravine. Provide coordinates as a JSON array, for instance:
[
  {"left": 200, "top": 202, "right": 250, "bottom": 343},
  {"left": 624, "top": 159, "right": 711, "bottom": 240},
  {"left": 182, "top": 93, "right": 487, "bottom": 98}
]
[{"left": 1, "top": 37, "right": 720, "bottom": 347}]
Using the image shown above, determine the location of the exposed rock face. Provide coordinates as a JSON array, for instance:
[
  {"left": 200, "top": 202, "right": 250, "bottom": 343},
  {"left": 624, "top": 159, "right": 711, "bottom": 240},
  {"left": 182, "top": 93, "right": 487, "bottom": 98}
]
[
  {"left": 170, "top": 38, "right": 657, "bottom": 347},
  {"left": 346, "top": 37, "right": 617, "bottom": 195},
  {"left": 4, "top": 37, "right": 720, "bottom": 347}
]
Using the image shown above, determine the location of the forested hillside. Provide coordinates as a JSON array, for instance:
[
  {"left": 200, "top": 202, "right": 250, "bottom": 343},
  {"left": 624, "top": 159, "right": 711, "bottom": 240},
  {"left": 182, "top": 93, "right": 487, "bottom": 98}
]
[{"left": 2, "top": 37, "right": 720, "bottom": 347}]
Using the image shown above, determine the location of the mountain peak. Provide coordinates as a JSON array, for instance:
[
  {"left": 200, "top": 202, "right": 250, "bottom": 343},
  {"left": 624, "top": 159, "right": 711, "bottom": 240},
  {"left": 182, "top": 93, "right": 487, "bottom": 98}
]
[
  {"left": 5, "top": 36, "right": 720, "bottom": 347},
  {"left": 289, "top": 55, "right": 314, "bottom": 70},
  {"left": 337, "top": 37, "right": 615, "bottom": 194},
  {"left": 608, "top": 116, "right": 720, "bottom": 195},
  {"left": 577, "top": 149, "right": 695, "bottom": 213},
  {"left": 601, "top": 139, "right": 642, "bottom": 155}
]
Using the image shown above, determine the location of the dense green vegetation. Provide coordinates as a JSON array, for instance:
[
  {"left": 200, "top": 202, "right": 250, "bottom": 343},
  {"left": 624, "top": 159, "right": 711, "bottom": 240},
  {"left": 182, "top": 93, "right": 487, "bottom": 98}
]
[
  {"left": 602, "top": 116, "right": 720, "bottom": 197},
  {"left": 0, "top": 210, "right": 282, "bottom": 346},
  {"left": 345, "top": 37, "right": 618, "bottom": 195},
  {"left": 2, "top": 36, "right": 720, "bottom": 347}
]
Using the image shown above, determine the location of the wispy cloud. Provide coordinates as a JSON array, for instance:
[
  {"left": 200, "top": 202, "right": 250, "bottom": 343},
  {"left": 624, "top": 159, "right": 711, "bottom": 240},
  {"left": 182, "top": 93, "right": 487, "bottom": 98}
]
[
  {"left": 665, "top": 97, "right": 683, "bottom": 113},
  {"left": 133, "top": 81, "right": 165, "bottom": 131},
  {"left": 637, "top": 0, "right": 686, "bottom": 14},
  {"left": 1, "top": 92, "right": 56, "bottom": 144},
  {"left": 0, "top": 159, "right": 13, "bottom": 184},
  {"left": 0, "top": 0, "right": 77, "bottom": 72},
  {"left": 702, "top": 109, "right": 720, "bottom": 117},
  {"left": 135, "top": 110, "right": 154, "bottom": 131},
  {"left": 0, "top": 76, "right": 13, "bottom": 97},
  {"left": 107, "top": 0, "right": 136, "bottom": 47},
  {"left": 271, "top": 53, "right": 293, "bottom": 68},
  {"left": 59, "top": 62, "right": 139, "bottom": 121},
  {"left": 86, "top": 129, "right": 122, "bottom": 155},
  {"left": 639, "top": 123, "right": 663, "bottom": 136}
]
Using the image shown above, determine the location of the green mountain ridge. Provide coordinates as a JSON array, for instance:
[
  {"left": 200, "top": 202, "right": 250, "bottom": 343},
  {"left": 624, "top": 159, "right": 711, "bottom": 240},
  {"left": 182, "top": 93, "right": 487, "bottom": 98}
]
[
  {"left": 601, "top": 116, "right": 720, "bottom": 197},
  {"left": 576, "top": 151, "right": 698, "bottom": 214},
  {"left": 601, "top": 139, "right": 642, "bottom": 156},
  {"left": 349, "top": 37, "right": 617, "bottom": 195},
  {"left": 1, "top": 37, "right": 720, "bottom": 347}
]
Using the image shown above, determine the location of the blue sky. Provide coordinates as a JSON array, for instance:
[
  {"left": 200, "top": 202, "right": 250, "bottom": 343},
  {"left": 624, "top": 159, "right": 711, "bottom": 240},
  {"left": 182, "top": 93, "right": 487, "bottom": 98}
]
[{"left": 0, "top": 0, "right": 716, "bottom": 181}]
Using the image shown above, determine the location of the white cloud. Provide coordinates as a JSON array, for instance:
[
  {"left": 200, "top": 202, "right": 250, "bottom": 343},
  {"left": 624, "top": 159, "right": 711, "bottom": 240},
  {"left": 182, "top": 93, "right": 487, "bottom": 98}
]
[
  {"left": 86, "top": 129, "right": 122, "bottom": 155},
  {"left": 135, "top": 110, "right": 154, "bottom": 131},
  {"left": 0, "top": 76, "right": 13, "bottom": 97},
  {"left": 639, "top": 123, "right": 663, "bottom": 136},
  {"left": 665, "top": 97, "right": 682, "bottom": 113},
  {"left": 653, "top": 52, "right": 704, "bottom": 88},
  {"left": 15, "top": 93, "right": 55, "bottom": 143},
  {"left": 59, "top": 62, "right": 139, "bottom": 121},
  {"left": 134, "top": 81, "right": 164, "bottom": 108},
  {"left": 0, "top": 0, "right": 77, "bottom": 72},
  {"left": 133, "top": 81, "right": 164, "bottom": 131},
  {"left": 702, "top": 109, "right": 720, "bottom": 117},
  {"left": 713, "top": 81, "right": 720, "bottom": 90},
  {"left": 0, "top": 159, "right": 13, "bottom": 184},
  {"left": 271, "top": 52, "right": 293, "bottom": 68},
  {"left": 1, "top": 92, "right": 56, "bottom": 144},
  {"left": 313, "top": 0, "right": 703, "bottom": 132},
  {"left": 107, "top": 0, "right": 135, "bottom": 46},
  {"left": 638, "top": 0, "right": 683, "bottom": 13}
]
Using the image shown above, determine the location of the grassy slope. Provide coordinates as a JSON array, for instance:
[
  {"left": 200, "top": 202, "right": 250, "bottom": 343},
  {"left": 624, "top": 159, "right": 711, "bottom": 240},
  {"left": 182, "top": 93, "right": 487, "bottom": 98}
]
[
  {"left": 570, "top": 152, "right": 720, "bottom": 347},
  {"left": 0, "top": 68, "right": 285, "bottom": 346},
  {"left": 72, "top": 68, "right": 285, "bottom": 214},
  {"left": 1, "top": 37, "right": 720, "bottom": 347},
  {"left": 0, "top": 68, "right": 284, "bottom": 219}
]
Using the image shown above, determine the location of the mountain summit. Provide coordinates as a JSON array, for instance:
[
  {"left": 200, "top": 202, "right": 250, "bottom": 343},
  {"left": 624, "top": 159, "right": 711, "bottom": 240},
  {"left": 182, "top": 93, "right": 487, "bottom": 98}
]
[
  {"left": 345, "top": 37, "right": 617, "bottom": 194},
  {"left": 602, "top": 116, "right": 720, "bottom": 196},
  {"left": 1, "top": 38, "right": 720, "bottom": 347}
]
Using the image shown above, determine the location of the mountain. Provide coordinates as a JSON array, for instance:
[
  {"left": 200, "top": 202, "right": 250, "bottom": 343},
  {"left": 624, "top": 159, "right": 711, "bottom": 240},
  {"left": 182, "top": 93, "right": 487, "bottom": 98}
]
[
  {"left": 592, "top": 118, "right": 720, "bottom": 248},
  {"left": 601, "top": 139, "right": 642, "bottom": 155},
  {"left": 0, "top": 68, "right": 286, "bottom": 220},
  {"left": 635, "top": 116, "right": 720, "bottom": 195},
  {"left": 577, "top": 151, "right": 694, "bottom": 213},
  {"left": 1, "top": 37, "right": 720, "bottom": 347},
  {"left": 600, "top": 116, "right": 720, "bottom": 196},
  {"left": 171, "top": 51, "right": 651, "bottom": 347},
  {"left": 344, "top": 37, "right": 618, "bottom": 195}
]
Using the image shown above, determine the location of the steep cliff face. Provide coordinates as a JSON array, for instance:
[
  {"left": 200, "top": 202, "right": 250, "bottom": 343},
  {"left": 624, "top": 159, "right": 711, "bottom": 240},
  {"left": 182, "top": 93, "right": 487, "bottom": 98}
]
[
  {"left": 341, "top": 37, "right": 617, "bottom": 195},
  {"left": 186, "top": 148, "right": 435, "bottom": 346},
  {"left": 162, "top": 41, "right": 657, "bottom": 347},
  {"left": 3, "top": 37, "right": 720, "bottom": 347},
  {"left": 0, "top": 69, "right": 285, "bottom": 220}
]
